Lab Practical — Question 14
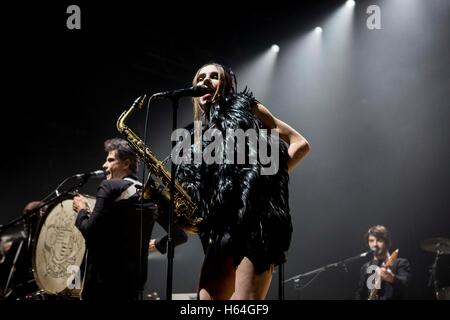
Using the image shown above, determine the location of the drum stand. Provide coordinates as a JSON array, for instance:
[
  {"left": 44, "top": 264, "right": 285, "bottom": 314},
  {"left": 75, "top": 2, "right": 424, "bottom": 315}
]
[
  {"left": 3, "top": 239, "right": 25, "bottom": 298},
  {"left": 428, "top": 250, "right": 442, "bottom": 299}
]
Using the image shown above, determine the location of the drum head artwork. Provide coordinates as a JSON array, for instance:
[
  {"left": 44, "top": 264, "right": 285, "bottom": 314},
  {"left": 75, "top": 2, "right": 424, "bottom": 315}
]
[{"left": 33, "top": 195, "right": 95, "bottom": 296}]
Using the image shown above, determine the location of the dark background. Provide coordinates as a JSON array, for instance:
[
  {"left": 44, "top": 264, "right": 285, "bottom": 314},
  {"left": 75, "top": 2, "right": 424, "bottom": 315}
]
[{"left": 2, "top": 0, "right": 449, "bottom": 299}]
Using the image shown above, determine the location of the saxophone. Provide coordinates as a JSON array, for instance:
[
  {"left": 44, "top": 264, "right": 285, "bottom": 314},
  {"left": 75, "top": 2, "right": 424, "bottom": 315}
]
[{"left": 116, "top": 95, "right": 203, "bottom": 234}]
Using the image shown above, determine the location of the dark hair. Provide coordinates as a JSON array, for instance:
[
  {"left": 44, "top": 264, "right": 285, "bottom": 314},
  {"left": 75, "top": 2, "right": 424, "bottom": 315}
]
[
  {"left": 192, "top": 62, "right": 237, "bottom": 123},
  {"left": 366, "top": 225, "right": 391, "bottom": 248},
  {"left": 104, "top": 138, "right": 138, "bottom": 175}
]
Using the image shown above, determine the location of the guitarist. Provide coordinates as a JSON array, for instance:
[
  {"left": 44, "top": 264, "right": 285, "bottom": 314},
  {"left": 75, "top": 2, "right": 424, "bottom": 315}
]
[{"left": 355, "top": 225, "right": 411, "bottom": 300}]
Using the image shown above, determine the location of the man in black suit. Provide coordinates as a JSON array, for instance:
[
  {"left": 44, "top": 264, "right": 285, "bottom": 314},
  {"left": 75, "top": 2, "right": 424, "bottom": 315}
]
[
  {"left": 73, "top": 138, "right": 187, "bottom": 300},
  {"left": 355, "top": 225, "right": 411, "bottom": 300}
]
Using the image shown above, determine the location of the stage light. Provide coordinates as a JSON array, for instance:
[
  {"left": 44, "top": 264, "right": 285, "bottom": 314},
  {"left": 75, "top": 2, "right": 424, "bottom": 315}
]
[
  {"left": 315, "top": 27, "right": 322, "bottom": 34},
  {"left": 235, "top": 45, "right": 279, "bottom": 102},
  {"left": 346, "top": 0, "right": 355, "bottom": 8}
]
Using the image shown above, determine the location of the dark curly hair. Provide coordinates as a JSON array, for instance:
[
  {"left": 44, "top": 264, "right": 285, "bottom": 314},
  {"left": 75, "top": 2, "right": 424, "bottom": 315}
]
[
  {"left": 104, "top": 138, "right": 138, "bottom": 175},
  {"left": 365, "top": 225, "right": 391, "bottom": 248}
]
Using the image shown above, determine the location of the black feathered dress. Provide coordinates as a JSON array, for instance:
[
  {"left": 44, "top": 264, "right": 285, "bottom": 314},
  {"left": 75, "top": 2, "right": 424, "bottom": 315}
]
[{"left": 175, "top": 91, "right": 292, "bottom": 274}]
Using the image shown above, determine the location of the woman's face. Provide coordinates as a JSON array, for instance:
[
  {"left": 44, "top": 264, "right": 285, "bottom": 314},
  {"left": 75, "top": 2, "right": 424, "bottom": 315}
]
[{"left": 196, "top": 64, "right": 220, "bottom": 107}]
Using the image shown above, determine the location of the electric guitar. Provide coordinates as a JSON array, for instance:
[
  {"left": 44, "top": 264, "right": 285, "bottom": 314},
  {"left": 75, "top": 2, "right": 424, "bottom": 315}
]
[{"left": 368, "top": 249, "right": 399, "bottom": 300}]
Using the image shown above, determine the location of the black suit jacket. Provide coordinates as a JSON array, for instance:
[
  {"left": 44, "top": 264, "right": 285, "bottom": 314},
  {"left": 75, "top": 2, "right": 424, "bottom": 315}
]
[
  {"left": 75, "top": 177, "right": 187, "bottom": 300},
  {"left": 355, "top": 257, "right": 411, "bottom": 300}
]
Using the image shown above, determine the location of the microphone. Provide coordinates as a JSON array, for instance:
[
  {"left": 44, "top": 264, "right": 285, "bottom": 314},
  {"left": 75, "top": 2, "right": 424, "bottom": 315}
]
[
  {"left": 74, "top": 170, "right": 105, "bottom": 180},
  {"left": 152, "top": 85, "right": 212, "bottom": 100},
  {"left": 360, "top": 247, "right": 377, "bottom": 257}
]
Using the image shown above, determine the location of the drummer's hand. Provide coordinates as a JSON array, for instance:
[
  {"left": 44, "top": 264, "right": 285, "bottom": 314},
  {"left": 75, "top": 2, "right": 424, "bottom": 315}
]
[
  {"left": 73, "top": 195, "right": 89, "bottom": 213},
  {"left": 148, "top": 239, "right": 157, "bottom": 252},
  {"left": 23, "top": 201, "right": 45, "bottom": 214},
  {"left": 1, "top": 239, "right": 13, "bottom": 254}
]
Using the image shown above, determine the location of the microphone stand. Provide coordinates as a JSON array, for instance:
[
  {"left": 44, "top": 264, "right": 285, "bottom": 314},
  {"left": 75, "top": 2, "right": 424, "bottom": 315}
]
[
  {"left": 0, "top": 175, "right": 91, "bottom": 234},
  {"left": 278, "top": 263, "right": 284, "bottom": 300},
  {"left": 164, "top": 95, "right": 179, "bottom": 301},
  {"left": 148, "top": 85, "right": 219, "bottom": 300},
  {"left": 284, "top": 251, "right": 372, "bottom": 298}
]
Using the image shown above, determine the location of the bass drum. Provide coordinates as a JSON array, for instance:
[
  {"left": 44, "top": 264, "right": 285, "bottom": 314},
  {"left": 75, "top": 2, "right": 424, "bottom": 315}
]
[{"left": 32, "top": 194, "right": 95, "bottom": 297}]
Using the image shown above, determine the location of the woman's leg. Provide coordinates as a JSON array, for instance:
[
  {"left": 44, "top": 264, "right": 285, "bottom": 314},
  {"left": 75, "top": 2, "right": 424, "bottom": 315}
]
[
  {"left": 198, "top": 256, "right": 236, "bottom": 300},
  {"left": 230, "top": 257, "right": 273, "bottom": 300}
]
